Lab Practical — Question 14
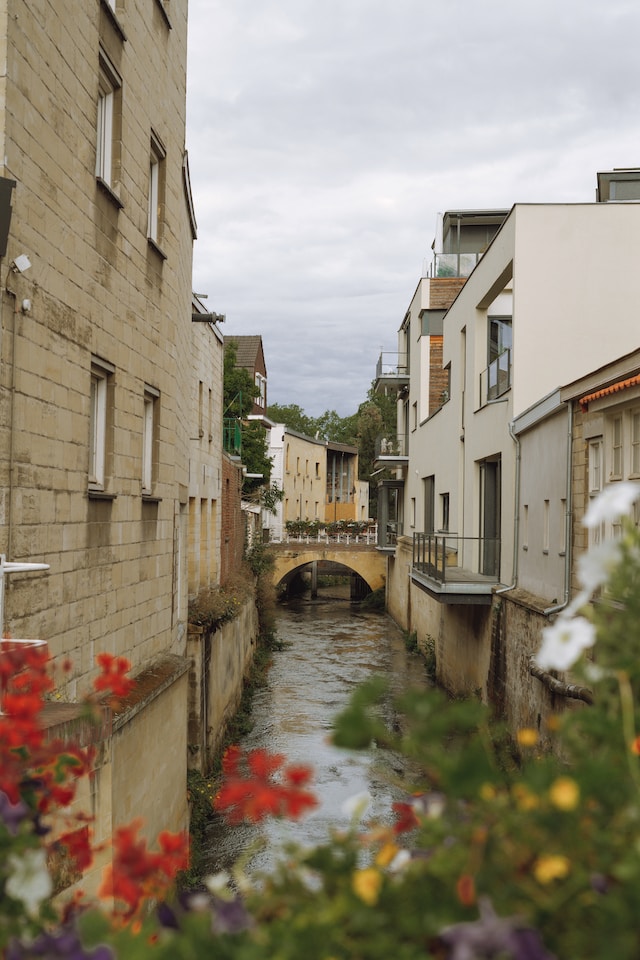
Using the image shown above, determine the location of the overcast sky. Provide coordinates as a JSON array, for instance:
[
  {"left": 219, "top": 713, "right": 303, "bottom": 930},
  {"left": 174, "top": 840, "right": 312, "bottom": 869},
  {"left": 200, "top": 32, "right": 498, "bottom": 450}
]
[{"left": 186, "top": 0, "right": 640, "bottom": 418}]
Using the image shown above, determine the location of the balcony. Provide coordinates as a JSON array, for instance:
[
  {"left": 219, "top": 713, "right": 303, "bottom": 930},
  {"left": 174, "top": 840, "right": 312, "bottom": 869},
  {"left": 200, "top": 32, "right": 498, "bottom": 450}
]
[
  {"left": 429, "top": 252, "right": 482, "bottom": 279},
  {"left": 373, "top": 433, "right": 408, "bottom": 469},
  {"left": 480, "top": 349, "right": 511, "bottom": 405},
  {"left": 223, "top": 418, "right": 242, "bottom": 457},
  {"left": 374, "top": 352, "right": 409, "bottom": 393},
  {"left": 412, "top": 533, "right": 501, "bottom": 604}
]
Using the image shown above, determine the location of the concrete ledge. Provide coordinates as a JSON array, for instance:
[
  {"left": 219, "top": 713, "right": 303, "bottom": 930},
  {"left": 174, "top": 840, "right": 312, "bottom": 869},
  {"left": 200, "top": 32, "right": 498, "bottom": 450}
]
[{"left": 111, "top": 653, "right": 191, "bottom": 733}]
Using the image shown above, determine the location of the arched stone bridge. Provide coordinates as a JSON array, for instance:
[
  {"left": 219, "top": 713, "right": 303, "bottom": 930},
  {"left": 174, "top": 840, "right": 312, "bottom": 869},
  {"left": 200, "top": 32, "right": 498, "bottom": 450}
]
[{"left": 270, "top": 541, "right": 386, "bottom": 593}]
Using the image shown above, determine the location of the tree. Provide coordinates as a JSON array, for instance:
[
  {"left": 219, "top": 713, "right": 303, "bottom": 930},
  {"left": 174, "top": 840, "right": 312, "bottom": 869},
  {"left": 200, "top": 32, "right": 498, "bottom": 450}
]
[
  {"left": 223, "top": 342, "right": 272, "bottom": 493},
  {"left": 266, "top": 403, "right": 318, "bottom": 437}
]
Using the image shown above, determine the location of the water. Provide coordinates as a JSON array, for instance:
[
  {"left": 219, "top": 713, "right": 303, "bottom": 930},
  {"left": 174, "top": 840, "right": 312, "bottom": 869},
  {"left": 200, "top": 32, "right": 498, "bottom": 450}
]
[{"left": 202, "top": 592, "right": 430, "bottom": 877}]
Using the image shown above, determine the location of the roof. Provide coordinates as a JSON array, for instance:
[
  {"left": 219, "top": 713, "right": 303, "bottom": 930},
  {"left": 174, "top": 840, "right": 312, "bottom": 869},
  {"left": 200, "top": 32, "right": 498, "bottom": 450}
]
[
  {"left": 224, "top": 335, "right": 263, "bottom": 369},
  {"left": 579, "top": 375, "right": 640, "bottom": 411}
]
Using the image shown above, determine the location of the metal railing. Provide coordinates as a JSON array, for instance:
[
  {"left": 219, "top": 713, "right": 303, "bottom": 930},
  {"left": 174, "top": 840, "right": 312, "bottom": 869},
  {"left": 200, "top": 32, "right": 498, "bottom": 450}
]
[
  {"left": 480, "top": 349, "right": 512, "bottom": 404},
  {"left": 223, "top": 418, "right": 242, "bottom": 456},
  {"left": 375, "top": 352, "right": 409, "bottom": 381},
  {"left": 375, "top": 434, "right": 408, "bottom": 458},
  {"left": 413, "top": 533, "right": 501, "bottom": 581}
]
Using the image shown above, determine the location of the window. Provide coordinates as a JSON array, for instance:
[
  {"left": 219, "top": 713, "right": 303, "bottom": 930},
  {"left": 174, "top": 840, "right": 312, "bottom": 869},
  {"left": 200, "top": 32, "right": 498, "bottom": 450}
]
[
  {"left": 441, "top": 493, "right": 450, "bottom": 532},
  {"left": 148, "top": 131, "right": 166, "bottom": 249},
  {"left": 255, "top": 373, "right": 267, "bottom": 409},
  {"left": 484, "top": 316, "right": 512, "bottom": 402},
  {"left": 543, "top": 499, "right": 550, "bottom": 553},
  {"left": 89, "top": 358, "right": 114, "bottom": 491},
  {"left": 631, "top": 410, "right": 640, "bottom": 476},
  {"left": 142, "top": 385, "right": 160, "bottom": 494},
  {"left": 410, "top": 498, "right": 416, "bottom": 528},
  {"left": 423, "top": 475, "right": 435, "bottom": 534},
  {"left": 588, "top": 438, "right": 604, "bottom": 545},
  {"left": 522, "top": 504, "right": 529, "bottom": 550},
  {"left": 96, "top": 51, "right": 122, "bottom": 197},
  {"left": 610, "top": 414, "right": 623, "bottom": 479}
]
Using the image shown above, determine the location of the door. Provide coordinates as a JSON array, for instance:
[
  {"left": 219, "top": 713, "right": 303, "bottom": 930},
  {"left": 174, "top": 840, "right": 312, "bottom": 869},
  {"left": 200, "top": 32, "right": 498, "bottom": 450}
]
[{"left": 480, "top": 458, "right": 501, "bottom": 577}]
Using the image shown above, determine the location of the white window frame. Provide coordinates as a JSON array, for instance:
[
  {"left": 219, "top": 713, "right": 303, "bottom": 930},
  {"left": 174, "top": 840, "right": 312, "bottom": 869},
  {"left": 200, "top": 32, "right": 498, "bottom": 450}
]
[
  {"left": 588, "top": 438, "right": 604, "bottom": 545},
  {"left": 90, "top": 358, "right": 114, "bottom": 489},
  {"left": 148, "top": 131, "right": 166, "bottom": 245},
  {"left": 631, "top": 409, "right": 640, "bottom": 477},
  {"left": 254, "top": 372, "right": 266, "bottom": 409},
  {"left": 96, "top": 52, "right": 121, "bottom": 189},
  {"left": 610, "top": 414, "right": 623, "bottom": 480},
  {"left": 142, "top": 385, "right": 160, "bottom": 494}
]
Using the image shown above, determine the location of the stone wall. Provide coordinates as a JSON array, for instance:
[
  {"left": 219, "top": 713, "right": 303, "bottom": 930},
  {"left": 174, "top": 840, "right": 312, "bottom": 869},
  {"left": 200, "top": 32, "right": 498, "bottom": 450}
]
[{"left": 187, "top": 597, "right": 258, "bottom": 773}]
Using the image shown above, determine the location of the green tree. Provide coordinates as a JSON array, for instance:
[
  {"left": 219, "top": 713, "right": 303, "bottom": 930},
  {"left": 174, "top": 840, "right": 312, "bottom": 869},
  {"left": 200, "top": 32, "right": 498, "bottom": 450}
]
[
  {"left": 224, "top": 342, "right": 272, "bottom": 493},
  {"left": 266, "top": 403, "right": 318, "bottom": 437}
]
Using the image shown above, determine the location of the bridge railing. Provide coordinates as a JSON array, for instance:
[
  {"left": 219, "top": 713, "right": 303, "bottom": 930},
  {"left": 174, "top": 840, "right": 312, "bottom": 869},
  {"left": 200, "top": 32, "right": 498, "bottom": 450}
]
[{"left": 276, "top": 524, "right": 378, "bottom": 546}]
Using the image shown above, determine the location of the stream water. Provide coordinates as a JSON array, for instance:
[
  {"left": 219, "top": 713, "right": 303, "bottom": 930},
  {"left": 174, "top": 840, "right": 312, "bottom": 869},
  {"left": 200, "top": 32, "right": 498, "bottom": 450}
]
[{"left": 202, "top": 587, "right": 431, "bottom": 877}]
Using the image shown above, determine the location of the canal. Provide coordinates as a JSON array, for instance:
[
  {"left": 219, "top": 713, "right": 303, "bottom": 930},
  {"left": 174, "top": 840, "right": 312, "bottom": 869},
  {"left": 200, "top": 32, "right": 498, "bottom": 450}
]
[{"left": 203, "top": 588, "right": 431, "bottom": 876}]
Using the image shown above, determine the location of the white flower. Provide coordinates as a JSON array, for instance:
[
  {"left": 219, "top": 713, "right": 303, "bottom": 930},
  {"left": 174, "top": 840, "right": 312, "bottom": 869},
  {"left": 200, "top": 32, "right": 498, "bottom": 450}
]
[
  {"left": 341, "top": 791, "right": 372, "bottom": 823},
  {"left": 576, "top": 540, "right": 622, "bottom": 595},
  {"left": 536, "top": 616, "right": 596, "bottom": 672},
  {"left": 6, "top": 848, "right": 52, "bottom": 917},
  {"left": 583, "top": 482, "right": 640, "bottom": 529}
]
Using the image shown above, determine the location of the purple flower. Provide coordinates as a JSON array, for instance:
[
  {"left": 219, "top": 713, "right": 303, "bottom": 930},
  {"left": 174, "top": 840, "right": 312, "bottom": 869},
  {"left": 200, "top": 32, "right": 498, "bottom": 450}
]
[
  {"left": 0, "top": 790, "right": 29, "bottom": 835},
  {"left": 6, "top": 928, "right": 113, "bottom": 960},
  {"left": 439, "top": 898, "right": 556, "bottom": 960}
]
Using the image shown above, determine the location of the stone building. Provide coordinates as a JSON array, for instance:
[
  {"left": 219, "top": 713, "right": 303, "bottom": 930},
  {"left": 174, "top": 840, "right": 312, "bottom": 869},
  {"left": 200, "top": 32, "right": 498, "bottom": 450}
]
[{"left": 0, "top": 0, "right": 196, "bottom": 867}]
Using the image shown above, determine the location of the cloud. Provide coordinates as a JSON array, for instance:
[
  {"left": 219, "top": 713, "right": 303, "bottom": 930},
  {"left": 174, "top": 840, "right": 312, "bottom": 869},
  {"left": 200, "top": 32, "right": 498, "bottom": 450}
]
[{"left": 187, "top": 0, "right": 640, "bottom": 416}]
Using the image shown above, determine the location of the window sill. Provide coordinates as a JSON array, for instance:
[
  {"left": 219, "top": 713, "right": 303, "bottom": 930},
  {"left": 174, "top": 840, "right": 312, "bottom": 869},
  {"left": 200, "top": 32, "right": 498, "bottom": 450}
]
[
  {"left": 154, "top": 0, "right": 172, "bottom": 28},
  {"left": 142, "top": 493, "right": 162, "bottom": 504},
  {"left": 99, "top": 0, "right": 127, "bottom": 41},
  {"left": 96, "top": 177, "right": 124, "bottom": 209},
  {"left": 147, "top": 237, "right": 168, "bottom": 260},
  {"left": 88, "top": 488, "right": 117, "bottom": 501}
]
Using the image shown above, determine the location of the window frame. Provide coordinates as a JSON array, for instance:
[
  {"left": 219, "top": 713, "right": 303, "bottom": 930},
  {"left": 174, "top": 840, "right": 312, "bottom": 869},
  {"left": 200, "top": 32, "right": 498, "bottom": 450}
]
[
  {"left": 148, "top": 130, "right": 167, "bottom": 253},
  {"left": 89, "top": 357, "right": 115, "bottom": 495},
  {"left": 96, "top": 50, "right": 123, "bottom": 203},
  {"left": 142, "top": 384, "right": 160, "bottom": 496}
]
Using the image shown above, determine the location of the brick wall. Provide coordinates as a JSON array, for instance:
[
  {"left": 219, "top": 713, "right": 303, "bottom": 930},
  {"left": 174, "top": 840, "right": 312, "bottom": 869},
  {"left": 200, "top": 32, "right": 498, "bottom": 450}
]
[
  {"left": 428, "top": 335, "right": 450, "bottom": 415},
  {"left": 220, "top": 454, "right": 245, "bottom": 585}
]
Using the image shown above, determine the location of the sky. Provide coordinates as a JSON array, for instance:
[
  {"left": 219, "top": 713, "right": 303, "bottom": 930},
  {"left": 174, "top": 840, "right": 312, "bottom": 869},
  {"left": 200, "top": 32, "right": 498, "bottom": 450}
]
[{"left": 185, "top": 0, "right": 640, "bottom": 418}]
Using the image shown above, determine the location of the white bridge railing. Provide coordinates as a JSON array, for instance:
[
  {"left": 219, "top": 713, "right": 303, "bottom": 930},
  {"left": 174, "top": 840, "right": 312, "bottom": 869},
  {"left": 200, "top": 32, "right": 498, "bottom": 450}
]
[{"left": 276, "top": 525, "right": 378, "bottom": 546}]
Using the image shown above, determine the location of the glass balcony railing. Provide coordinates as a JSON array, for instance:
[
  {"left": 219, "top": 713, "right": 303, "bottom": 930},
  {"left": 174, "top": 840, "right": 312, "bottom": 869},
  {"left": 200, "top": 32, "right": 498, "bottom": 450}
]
[
  {"left": 430, "top": 252, "right": 482, "bottom": 279},
  {"left": 375, "top": 352, "right": 409, "bottom": 382},
  {"left": 480, "top": 349, "right": 512, "bottom": 404},
  {"left": 375, "top": 434, "right": 407, "bottom": 459}
]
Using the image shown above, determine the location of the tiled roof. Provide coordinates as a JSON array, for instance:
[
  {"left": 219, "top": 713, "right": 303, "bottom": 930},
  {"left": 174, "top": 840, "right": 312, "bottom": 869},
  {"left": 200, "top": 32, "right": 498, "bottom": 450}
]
[
  {"left": 579, "top": 374, "right": 640, "bottom": 411},
  {"left": 225, "top": 335, "right": 263, "bottom": 368}
]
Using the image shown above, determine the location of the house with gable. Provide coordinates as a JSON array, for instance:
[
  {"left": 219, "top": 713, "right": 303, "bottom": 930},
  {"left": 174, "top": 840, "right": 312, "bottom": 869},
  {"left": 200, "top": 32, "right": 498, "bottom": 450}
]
[{"left": 377, "top": 171, "right": 640, "bottom": 734}]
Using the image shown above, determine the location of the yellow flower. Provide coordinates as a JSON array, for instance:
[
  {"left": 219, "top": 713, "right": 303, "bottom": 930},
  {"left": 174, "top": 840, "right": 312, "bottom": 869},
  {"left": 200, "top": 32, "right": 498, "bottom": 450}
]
[
  {"left": 512, "top": 783, "right": 539, "bottom": 811},
  {"left": 375, "top": 842, "right": 399, "bottom": 868},
  {"left": 549, "top": 777, "right": 580, "bottom": 811},
  {"left": 533, "top": 854, "right": 570, "bottom": 885},
  {"left": 480, "top": 783, "right": 496, "bottom": 801},
  {"left": 352, "top": 868, "right": 383, "bottom": 906},
  {"left": 516, "top": 728, "right": 538, "bottom": 748}
]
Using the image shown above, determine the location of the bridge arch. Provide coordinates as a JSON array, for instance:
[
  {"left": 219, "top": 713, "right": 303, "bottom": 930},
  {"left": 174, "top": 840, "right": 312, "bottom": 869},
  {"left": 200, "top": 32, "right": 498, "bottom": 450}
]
[{"left": 272, "top": 547, "right": 386, "bottom": 594}]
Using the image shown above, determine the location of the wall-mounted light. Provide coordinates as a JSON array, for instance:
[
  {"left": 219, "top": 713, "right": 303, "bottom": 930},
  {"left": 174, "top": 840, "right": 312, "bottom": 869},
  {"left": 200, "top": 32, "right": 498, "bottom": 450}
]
[{"left": 11, "top": 254, "right": 31, "bottom": 274}]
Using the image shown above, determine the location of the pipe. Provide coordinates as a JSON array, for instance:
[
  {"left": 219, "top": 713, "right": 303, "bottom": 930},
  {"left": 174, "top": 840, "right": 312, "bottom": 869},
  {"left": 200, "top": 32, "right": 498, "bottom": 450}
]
[
  {"left": 495, "top": 418, "right": 520, "bottom": 594},
  {"left": 528, "top": 656, "right": 593, "bottom": 705},
  {"left": 543, "top": 402, "right": 574, "bottom": 616}
]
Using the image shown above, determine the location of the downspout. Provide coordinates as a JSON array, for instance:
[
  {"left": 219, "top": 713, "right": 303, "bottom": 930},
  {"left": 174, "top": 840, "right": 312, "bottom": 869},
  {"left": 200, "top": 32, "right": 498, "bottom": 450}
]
[
  {"left": 495, "top": 419, "right": 520, "bottom": 595},
  {"left": 543, "top": 401, "right": 573, "bottom": 617}
]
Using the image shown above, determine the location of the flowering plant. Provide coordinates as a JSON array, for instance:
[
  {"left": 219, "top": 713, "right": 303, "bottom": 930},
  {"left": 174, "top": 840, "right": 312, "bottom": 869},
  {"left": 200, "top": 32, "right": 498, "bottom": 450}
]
[{"left": 4, "top": 483, "right": 640, "bottom": 958}]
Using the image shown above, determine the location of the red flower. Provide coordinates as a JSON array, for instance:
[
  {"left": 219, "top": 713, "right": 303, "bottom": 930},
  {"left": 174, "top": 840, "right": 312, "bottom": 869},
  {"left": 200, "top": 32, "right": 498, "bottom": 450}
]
[
  {"left": 98, "top": 820, "right": 189, "bottom": 918},
  {"left": 392, "top": 801, "right": 420, "bottom": 834},
  {"left": 93, "top": 653, "right": 135, "bottom": 700},
  {"left": 215, "top": 747, "right": 317, "bottom": 824},
  {"left": 55, "top": 825, "right": 93, "bottom": 872}
]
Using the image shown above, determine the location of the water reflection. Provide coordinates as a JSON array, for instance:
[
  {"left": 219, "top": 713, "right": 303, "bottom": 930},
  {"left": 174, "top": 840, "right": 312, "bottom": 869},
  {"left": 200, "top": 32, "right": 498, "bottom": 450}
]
[{"left": 203, "top": 596, "right": 429, "bottom": 876}]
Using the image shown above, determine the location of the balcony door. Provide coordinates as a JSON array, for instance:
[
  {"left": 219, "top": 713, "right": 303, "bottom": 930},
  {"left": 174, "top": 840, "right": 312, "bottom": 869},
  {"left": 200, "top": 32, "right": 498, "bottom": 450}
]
[{"left": 479, "top": 457, "right": 501, "bottom": 577}]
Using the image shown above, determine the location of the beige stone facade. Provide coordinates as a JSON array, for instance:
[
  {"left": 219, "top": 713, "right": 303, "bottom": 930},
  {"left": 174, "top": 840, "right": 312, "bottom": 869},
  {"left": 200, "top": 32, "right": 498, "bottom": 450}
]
[
  {"left": 0, "top": 0, "right": 199, "bottom": 854},
  {"left": 0, "top": 0, "right": 193, "bottom": 688}
]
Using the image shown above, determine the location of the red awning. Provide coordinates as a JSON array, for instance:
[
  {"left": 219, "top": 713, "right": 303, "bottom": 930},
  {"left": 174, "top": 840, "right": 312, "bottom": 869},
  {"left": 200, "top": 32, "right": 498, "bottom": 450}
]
[{"left": 579, "top": 374, "right": 640, "bottom": 411}]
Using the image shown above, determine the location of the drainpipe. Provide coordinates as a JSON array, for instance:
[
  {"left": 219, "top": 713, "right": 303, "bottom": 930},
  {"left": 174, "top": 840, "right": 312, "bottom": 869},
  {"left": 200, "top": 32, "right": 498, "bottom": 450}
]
[
  {"left": 495, "top": 419, "right": 520, "bottom": 595},
  {"left": 543, "top": 402, "right": 573, "bottom": 617}
]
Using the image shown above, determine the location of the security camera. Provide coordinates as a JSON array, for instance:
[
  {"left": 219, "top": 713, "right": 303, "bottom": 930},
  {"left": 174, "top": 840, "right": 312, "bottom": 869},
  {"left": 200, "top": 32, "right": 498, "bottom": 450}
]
[{"left": 11, "top": 254, "right": 31, "bottom": 274}]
